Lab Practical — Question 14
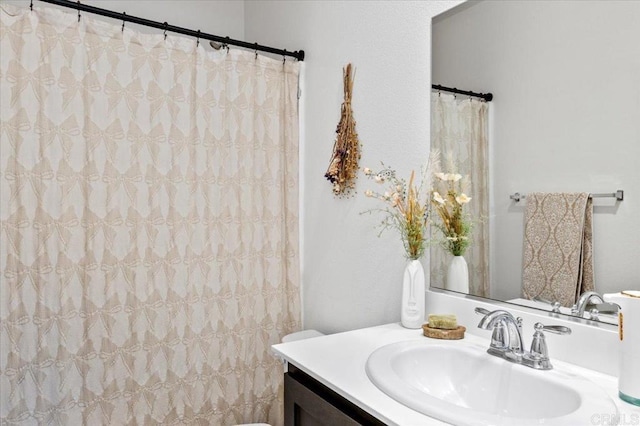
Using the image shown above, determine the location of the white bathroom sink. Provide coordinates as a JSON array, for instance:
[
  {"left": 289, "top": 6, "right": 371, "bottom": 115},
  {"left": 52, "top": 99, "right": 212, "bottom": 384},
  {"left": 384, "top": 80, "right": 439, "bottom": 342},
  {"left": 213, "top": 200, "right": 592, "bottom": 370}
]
[{"left": 366, "top": 339, "right": 619, "bottom": 425}]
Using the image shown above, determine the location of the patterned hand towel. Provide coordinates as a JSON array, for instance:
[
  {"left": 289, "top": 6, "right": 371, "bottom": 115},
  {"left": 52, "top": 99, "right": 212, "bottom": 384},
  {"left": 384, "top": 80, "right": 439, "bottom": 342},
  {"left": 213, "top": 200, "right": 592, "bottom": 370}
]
[{"left": 522, "top": 193, "right": 594, "bottom": 307}]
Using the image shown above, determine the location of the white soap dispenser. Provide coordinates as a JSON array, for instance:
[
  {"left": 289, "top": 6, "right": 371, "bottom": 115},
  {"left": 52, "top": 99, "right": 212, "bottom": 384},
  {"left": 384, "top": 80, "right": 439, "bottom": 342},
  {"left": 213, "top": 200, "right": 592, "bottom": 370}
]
[{"left": 604, "top": 291, "right": 640, "bottom": 406}]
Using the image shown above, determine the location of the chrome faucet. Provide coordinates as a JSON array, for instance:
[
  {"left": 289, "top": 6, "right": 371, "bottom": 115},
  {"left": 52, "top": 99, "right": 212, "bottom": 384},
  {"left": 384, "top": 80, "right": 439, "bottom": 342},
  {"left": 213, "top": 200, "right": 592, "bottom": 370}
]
[
  {"left": 476, "top": 309, "right": 525, "bottom": 356},
  {"left": 476, "top": 308, "right": 571, "bottom": 370},
  {"left": 571, "top": 291, "right": 612, "bottom": 320}
]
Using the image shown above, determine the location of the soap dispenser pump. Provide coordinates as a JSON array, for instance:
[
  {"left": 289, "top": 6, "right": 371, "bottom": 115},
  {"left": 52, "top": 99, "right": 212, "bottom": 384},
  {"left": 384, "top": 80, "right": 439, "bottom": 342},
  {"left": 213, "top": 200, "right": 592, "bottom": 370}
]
[{"left": 604, "top": 290, "right": 640, "bottom": 406}]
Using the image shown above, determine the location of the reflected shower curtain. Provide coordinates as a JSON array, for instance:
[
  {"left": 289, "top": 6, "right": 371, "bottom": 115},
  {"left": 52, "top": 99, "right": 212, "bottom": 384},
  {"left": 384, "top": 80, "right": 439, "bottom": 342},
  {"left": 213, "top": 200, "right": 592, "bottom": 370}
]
[
  {"left": 431, "top": 93, "right": 489, "bottom": 297},
  {"left": 0, "top": 4, "right": 300, "bottom": 424}
]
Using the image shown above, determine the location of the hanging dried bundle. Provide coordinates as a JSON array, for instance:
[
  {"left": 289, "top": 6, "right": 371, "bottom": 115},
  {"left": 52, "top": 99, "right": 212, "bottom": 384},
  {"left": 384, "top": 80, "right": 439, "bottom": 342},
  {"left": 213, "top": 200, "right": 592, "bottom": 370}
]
[{"left": 325, "top": 63, "right": 360, "bottom": 197}]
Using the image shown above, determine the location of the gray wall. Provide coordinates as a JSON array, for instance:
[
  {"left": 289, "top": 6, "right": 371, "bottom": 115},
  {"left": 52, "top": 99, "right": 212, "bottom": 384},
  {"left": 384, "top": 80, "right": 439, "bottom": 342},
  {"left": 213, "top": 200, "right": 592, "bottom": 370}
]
[{"left": 245, "top": 0, "right": 462, "bottom": 333}]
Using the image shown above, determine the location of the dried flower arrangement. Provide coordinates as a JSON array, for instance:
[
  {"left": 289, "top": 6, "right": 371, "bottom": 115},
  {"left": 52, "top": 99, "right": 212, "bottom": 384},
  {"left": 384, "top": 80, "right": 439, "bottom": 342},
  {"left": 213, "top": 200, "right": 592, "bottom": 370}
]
[
  {"left": 431, "top": 172, "right": 472, "bottom": 256},
  {"left": 325, "top": 63, "right": 360, "bottom": 197},
  {"left": 361, "top": 157, "right": 436, "bottom": 260}
]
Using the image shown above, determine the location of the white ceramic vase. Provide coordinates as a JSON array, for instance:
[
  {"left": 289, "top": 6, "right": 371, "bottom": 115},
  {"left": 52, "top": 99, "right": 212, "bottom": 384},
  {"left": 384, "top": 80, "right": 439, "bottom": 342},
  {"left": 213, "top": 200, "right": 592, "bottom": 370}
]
[
  {"left": 401, "top": 259, "right": 425, "bottom": 329},
  {"left": 446, "top": 255, "right": 469, "bottom": 294}
]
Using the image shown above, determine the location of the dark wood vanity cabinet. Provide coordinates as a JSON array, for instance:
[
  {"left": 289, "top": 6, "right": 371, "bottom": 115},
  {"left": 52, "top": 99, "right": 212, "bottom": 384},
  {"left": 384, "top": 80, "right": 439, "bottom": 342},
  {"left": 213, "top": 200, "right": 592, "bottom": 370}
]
[{"left": 284, "top": 365, "right": 387, "bottom": 426}]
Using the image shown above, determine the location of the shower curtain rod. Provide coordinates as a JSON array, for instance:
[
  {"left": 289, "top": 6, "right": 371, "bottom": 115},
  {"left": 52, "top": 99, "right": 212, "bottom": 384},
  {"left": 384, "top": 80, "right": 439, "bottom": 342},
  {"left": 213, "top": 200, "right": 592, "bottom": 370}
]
[
  {"left": 36, "top": 0, "right": 305, "bottom": 61},
  {"left": 432, "top": 84, "right": 493, "bottom": 102}
]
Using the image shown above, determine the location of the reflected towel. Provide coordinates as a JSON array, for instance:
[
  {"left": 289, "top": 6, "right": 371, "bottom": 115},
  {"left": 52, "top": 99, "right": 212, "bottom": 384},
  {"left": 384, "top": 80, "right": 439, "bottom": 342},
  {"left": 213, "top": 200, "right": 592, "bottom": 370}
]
[{"left": 522, "top": 193, "right": 594, "bottom": 307}]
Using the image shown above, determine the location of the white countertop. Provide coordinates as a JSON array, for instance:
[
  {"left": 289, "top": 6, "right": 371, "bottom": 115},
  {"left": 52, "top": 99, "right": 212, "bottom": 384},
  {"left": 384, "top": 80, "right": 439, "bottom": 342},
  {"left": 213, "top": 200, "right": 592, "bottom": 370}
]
[{"left": 272, "top": 322, "right": 640, "bottom": 426}]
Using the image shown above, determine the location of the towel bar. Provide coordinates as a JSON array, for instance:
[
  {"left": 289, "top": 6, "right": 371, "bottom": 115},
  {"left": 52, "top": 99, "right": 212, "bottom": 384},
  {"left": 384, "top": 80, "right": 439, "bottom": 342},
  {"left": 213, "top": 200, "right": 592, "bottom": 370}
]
[{"left": 509, "top": 190, "right": 624, "bottom": 202}]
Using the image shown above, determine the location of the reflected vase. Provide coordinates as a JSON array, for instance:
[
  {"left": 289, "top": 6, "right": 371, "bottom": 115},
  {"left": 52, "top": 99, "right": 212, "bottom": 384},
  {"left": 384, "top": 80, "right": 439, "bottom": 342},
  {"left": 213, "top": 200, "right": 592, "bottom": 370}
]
[
  {"left": 401, "top": 259, "right": 425, "bottom": 329},
  {"left": 446, "top": 255, "right": 469, "bottom": 294}
]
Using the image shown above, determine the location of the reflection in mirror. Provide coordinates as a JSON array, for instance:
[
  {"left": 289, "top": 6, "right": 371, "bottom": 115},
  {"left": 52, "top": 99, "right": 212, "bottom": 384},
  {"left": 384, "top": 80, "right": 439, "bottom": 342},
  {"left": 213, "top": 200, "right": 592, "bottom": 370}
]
[
  {"left": 430, "top": 0, "right": 640, "bottom": 325},
  {"left": 429, "top": 91, "right": 490, "bottom": 298}
]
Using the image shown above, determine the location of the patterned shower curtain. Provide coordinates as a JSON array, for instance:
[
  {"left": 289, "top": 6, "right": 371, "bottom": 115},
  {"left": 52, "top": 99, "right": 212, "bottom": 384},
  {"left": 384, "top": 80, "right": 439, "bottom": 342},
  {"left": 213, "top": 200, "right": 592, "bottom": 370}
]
[
  {"left": 430, "top": 93, "right": 489, "bottom": 298},
  {"left": 0, "top": 4, "right": 300, "bottom": 424}
]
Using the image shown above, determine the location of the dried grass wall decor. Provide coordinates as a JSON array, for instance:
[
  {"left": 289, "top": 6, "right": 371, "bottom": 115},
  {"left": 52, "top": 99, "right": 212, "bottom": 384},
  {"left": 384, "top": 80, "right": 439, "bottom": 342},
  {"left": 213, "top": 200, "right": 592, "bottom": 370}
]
[{"left": 325, "top": 63, "right": 360, "bottom": 197}]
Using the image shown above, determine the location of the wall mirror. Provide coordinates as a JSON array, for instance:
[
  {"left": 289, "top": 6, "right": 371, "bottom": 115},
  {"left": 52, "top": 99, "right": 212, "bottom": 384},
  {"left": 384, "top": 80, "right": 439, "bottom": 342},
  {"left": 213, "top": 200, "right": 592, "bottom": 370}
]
[{"left": 430, "top": 0, "right": 639, "bottom": 326}]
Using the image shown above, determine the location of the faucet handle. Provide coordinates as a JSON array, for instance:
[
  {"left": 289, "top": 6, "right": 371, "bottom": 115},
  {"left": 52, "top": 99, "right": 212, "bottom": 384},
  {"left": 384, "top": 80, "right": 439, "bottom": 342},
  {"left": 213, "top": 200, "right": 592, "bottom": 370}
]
[
  {"left": 533, "top": 296, "right": 562, "bottom": 313},
  {"left": 528, "top": 322, "right": 571, "bottom": 369},
  {"left": 475, "top": 307, "right": 491, "bottom": 316},
  {"left": 537, "top": 323, "right": 571, "bottom": 335}
]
